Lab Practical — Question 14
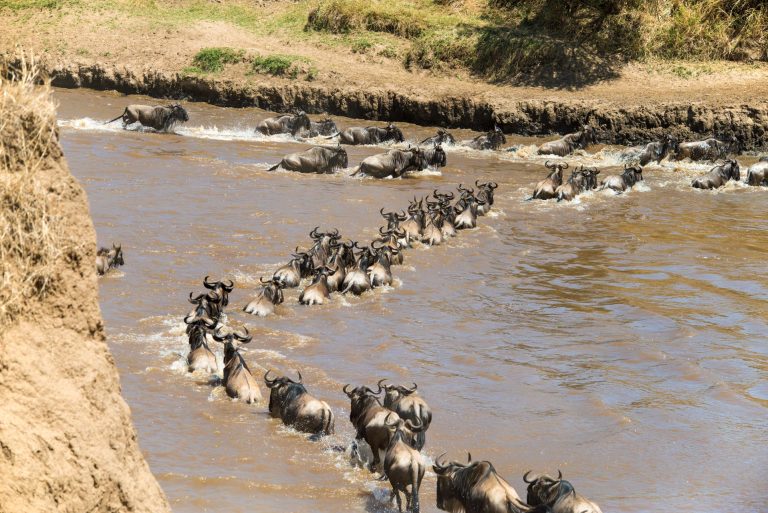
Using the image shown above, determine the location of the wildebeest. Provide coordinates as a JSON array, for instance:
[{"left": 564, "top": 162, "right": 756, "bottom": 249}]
[
  {"left": 556, "top": 167, "right": 598, "bottom": 202},
  {"left": 267, "top": 145, "right": 348, "bottom": 173},
  {"left": 308, "top": 117, "right": 338, "bottom": 137},
  {"left": 524, "top": 471, "right": 603, "bottom": 513},
  {"left": 351, "top": 148, "right": 427, "bottom": 179},
  {"left": 106, "top": 104, "right": 189, "bottom": 131},
  {"left": 331, "top": 123, "right": 405, "bottom": 145},
  {"left": 212, "top": 327, "right": 262, "bottom": 404},
  {"left": 626, "top": 134, "right": 678, "bottom": 166},
  {"left": 298, "top": 266, "right": 336, "bottom": 305},
  {"left": 264, "top": 370, "right": 335, "bottom": 435},
  {"left": 673, "top": 136, "right": 738, "bottom": 161},
  {"left": 454, "top": 185, "right": 485, "bottom": 229},
  {"left": 345, "top": 383, "right": 395, "bottom": 472},
  {"left": 401, "top": 198, "right": 426, "bottom": 245},
  {"left": 382, "top": 414, "right": 426, "bottom": 513},
  {"left": 255, "top": 111, "right": 311, "bottom": 136},
  {"left": 537, "top": 125, "right": 597, "bottom": 156},
  {"left": 243, "top": 277, "right": 285, "bottom": 316},
  {"left": 188, "top": 290, "right": 223, "bottom": 323},
  {"left": 341, "top": 245, "right": 374, "bottom": 295},
  {"left": 273, "top": 248, "right": 313, "bottom": 288},
  {"left": 691, "top": 159, "right": 740, "bottom": 189},
  {"left": 326, "top": 240, "right": 358, "bottom": 292},
  {"left": 422, "top": 144, "right": 447, "bottom": 168},
  {"left": 531, "top": 161, "right": 567, "bottom": 200},
  {"left": 183, "top": 313, "right": 218, "bottom": 373},
  {"left": 463, "top": 126, "right": 506, "bottom": 151},
  {"left": 433, "top": 453, "right": 544, "bottom": 513},
  {"left": 380, "top": 380, "right": 432, "bottom": 451},
  {"left": 96, "top": 243, "right": 124, "bottom": 275},
  {"left": 600, "top": 164, "right": 643, "bottom": 193},
  {"left": 421, "top": 128, "right": 456, "bottom": 146},
  {"left": 203, "top": 276, "right": 234, "bottom": 309},
  {"left": 746, "top": 157, "right": 768, "bottom": 186},
  {"left": 378, "top": 227, "right": 406, "bottom": 264},
  {"left": 421, "top": 204, "right": 444, "bottom": 246},
  {"left": 368, "top": 242, "right": 398, "bottom": 287},
  {"left": 475, "top": 180, "right": 497, "bottom": 215}
]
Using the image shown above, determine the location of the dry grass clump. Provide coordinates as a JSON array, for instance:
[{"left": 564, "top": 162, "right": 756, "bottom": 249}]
[{"left": 0, "top": 54, "right": 76, "bottom": 321}]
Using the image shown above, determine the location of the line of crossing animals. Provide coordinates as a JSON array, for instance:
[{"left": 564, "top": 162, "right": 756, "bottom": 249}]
[
  {"left": 177, "top": 185, "right": 600, "bottom": 513},
  {"left": 105, "top": 103, "right": 768, "bottom": 187}
]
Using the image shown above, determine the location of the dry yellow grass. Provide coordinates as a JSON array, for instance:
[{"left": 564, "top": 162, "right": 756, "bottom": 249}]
[{"left": 0, "top": 52, "right": 79, "bottom": 321}]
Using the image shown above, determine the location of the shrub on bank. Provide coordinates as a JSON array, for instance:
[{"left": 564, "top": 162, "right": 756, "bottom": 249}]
[{"left": 192, "top": 47, "right": 246, "bottom": 73}]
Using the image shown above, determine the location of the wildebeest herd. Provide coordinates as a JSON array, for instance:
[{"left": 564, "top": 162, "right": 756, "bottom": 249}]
[
  {"left": 95, "top": 102, "right": 765, "bottom": 512},
  {"left": 167, "top": 182, "right": 602, "bottom": 513}
]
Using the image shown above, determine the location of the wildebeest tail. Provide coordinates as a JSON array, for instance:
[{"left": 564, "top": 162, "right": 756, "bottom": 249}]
[{"left": 105, "top": 110, "right": 125, "bottom": 124}]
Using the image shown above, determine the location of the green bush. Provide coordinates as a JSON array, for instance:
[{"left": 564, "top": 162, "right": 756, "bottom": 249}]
[
  {"left": 251, "top": 54, "right": 311, "bottom": 79},
  {"left": 191, "top": 47, "right": 244, "bottom": 73},
  {"left": 306, "top": 0, "right": 426, "bottom": 38}
]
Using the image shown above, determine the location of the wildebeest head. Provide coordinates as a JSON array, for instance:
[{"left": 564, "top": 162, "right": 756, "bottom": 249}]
[
  {"left": 105, "top": 243, "right": 124, "bottom": 267},
  {"left": 293, "top": 110, "right": 311, "bottom": 133},
  {"left": 722, "top": 158, "right": 740, "bottom": 181},
  {"left": 378, "top": 379, "right": 418, "bottom": 408},
  {"left": 663, "top": 134, "right": 679, "bottom": 155},
  {"left": 313, "top": 117, "right": 338, "bottom": 135},
  {"left": 386, "top": 123, "right": 405, "bottom": 143},
  {"left": 163, "top": 104, "right": 189, "bottom": 130},
  {"left": 259, "top": 277, "right": 285, "bottom": 305},
  {"left": 212, "top": 326, "right": 252, "bottom": 361},
  {"left": 524, "top": 470, "right": 578, "bottom": 507},
  {"left": 489, "top": 125, "right": 507, "bottom": 147},
  {"left": 622, "top": 164, "right": 643, "bottom": 186},
  {"left": 580, "top": 125, "right": 597, "bottom": 146},
  {"left": 545, "top": 160, "right": 568, "bottom": 182},
  {"left": 580, "top": 166, "right": 600, "bottom": 190},
  {"left": 380, "top": 208, "right": 407, "bottom": 230},
  {"left": 203, "top": 276, "right": 234, "bottom": 307},
  {"left": 475, "top": 179, "right": 498, "bottom": 206},
  {"left": 384, "top": 411, "right": 425, "bottom": 445},
  {"left": 291, "top": 247, "right": 315, "bottom": 278},
  {"left": 432, "top": 452, "right": 472, "bottom": 512},
  {"left": 188, "top": 290, "right": 222, "bottom": 321},
  {"left": 408, "top": 146, "right": 428, "bottom": 171},
  {"left": 331, "top": 145, "right": 349, "bottom": 168}
]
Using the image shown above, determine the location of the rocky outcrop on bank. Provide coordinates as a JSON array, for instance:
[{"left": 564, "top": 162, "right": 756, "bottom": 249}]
[
  {"left": 0, "top": 61, "right": 171, "bottom": 513},
  {"left": 43, "top": 61, "right": 768, "bottom": 151}
]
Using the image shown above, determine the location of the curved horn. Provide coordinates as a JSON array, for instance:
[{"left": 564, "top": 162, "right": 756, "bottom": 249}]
[
  {"left": 310, "top": 226, "right": 320, "bottom": 238},
  {"left": 545, "top": 160, "right": 554, "bottom": 169},
  {"left": 260, "top": 277, "right": 271, "bottom": 284},
  {"left": 264, "top": 370, "right": 277, "bottom": 386},
  {"left": 223, "top": 279, "right": 234, "bottom": 291},
  {"left": 490, "top": 181, "right": 498, "bottom": 188},
  {"left": 407, "top": 382, "right": 417, "bottom": 392},
  {"left": 384, "top": 412, "right": 398, "bottom": 427},
  {"left": 188, "top": 292, "right": 205, "bottom": 303},
  {"left": 212, "top": 327, "right": 229, "bottom": 342},
  {"left": 296, "top": 370, "right": 303, "bottom": 384},
  {"left": 405, "top": 417, "right": 425, "bottom": 432},
  {"left": 377, "top": 378, "right": 388, "bottom": 391},
  {"left": 203, "top": 275, "right": 216, "bottom": 289},
  {"left": 557, "top": 469, "right": 562, "bottom": 481},
  {"left": 343, "top": 384, "right": 353, "bottom": 397},
  {"left": 467, "top": 452, "right": 472, "bottom": 463},
  {"left": 523, "top": 470, "right": 535, "bottom": 483},
  {"left": 235, "top": 327, "right": 251, "bottom": 343},
  {"left": 433, "top": 452, "right": 449, "bottom": 473}
]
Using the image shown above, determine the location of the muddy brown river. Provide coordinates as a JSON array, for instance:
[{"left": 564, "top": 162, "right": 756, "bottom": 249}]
[{"left": 54, "top": 88, "right": 766, "bottom": 513}]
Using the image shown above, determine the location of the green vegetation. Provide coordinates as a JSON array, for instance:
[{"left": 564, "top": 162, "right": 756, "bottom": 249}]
[
  {"left": 192, "top": 47, "right": 245, "bottom": 73},
  {"left": 251, "top": 54, "right": 309, "bottom": 78}
]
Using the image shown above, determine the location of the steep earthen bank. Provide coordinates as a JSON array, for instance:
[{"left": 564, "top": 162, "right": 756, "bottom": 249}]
[
  {"left": 0, "top": 69, "right": 170, "bottom": 513},
  {"left": 47, "top": 61, "right": 768, "bottom": 151}
]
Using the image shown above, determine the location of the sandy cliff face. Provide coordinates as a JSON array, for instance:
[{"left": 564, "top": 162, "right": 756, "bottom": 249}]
[{"left": 0, "top": 62, "right": 170, "bottom": 513}]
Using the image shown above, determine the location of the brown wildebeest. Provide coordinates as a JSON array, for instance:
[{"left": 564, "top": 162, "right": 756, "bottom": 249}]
[
  {"left": 532, "top": 161, "right": 567, "bottom": 200},
  {"left": 106, "top": 104, "right": 189, "bottom": 131},
  {"left": 379, "top": 380, "right": 432, "bottom": 451},
  {"left": 352, "top": 147, "right": 427, "bottom": 179},
  {"left": 462, "top": 125, "right": 506, "bottom": 150},
  {"left": 745, "top": 157, "right": 768, "bottom": 186},
  {"left": 273, "top": 248, "right": 313, "bottom": 288},
  {"left": 212, "top": 327, "right": 262, "bottom": 404},
  {"left": 691, "top": 159, "right": 740, "bottom": 189},
  {"left": 382, "top": 414, "right": 426, "bottom": 513},
  {"left": 433, "top": 453, "right": 546, "bottom": 513},
  {"left": 267, "top": 145, "right": 348, "bottom": 173},
  {"left": 298, "top": 266, "right": 336, "bottom": 305},
  {"left": 599, "top": 164, "right": 644, "bottom": 193},
  {"left": 633, "top": 134, "right": 678, "bottom": 166},
  {"left": 96, "top": 243, "right": 124, "bottom": 275},
  {"left": 421, "top": 129, "right": 456, "bottom": 146},
  {"left": 524, "top": 470, "right": 603, "bottom": 513},
  {"left": 344, "top": 383, "right": 393, "bottom": 473},
  {"left": 264, "top": 370, "right": 335, "bottom": 435},
  {"left": 330, "top": 123, "right": 405, "bottom": 145},
  {"left": 243, "top": 278, "right": 284, "bottom": 317},
  {"left": 537, "top": 125, "right": 596, "bottom": 156},
  {"left": 673, "top": 136, "right": 738, "bottom": 161},
  {"left": 183, "top": 313, "right": 218, "bottom": 374},
  {"left": 255, "top": 111, "right": 311, "bottom": 136}
]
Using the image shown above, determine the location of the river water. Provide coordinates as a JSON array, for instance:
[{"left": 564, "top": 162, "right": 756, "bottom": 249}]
[{"left": 54, "top": 88, "right": 767, "bottom": 513}]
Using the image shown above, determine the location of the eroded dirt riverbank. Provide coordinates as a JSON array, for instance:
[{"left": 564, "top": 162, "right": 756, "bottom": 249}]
[{"left": 41, "top": 60, "right": 768, "bottom": 151}]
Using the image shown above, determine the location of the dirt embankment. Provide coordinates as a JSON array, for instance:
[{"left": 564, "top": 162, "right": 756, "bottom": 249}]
[
  {"left": 0, "top": 63, "right": 170, "bottom": 513},
  {"left": 46, "top": 60, "right": 768, "bottom": 151}
]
